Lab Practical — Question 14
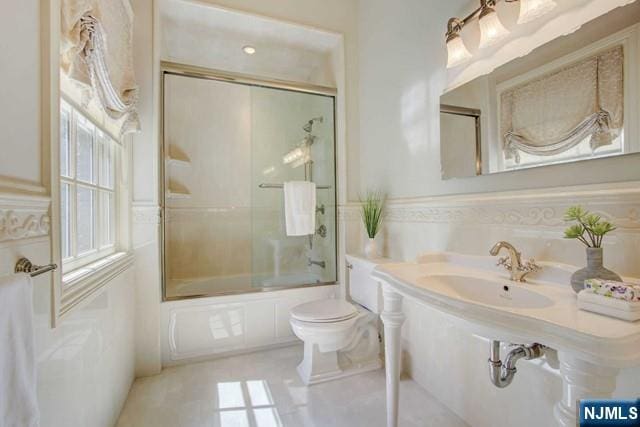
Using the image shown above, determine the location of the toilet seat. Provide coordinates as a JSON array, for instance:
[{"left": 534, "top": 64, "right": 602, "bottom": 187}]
[{"left": 290, "top": 299, "right": 358, "bottom": 323}]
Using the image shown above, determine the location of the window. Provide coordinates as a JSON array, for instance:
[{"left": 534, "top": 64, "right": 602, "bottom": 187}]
[
  {"left": 488, "top": 26, "right": 640, "bottom": 173},
  {"left": 60, "top": 100, "right": 118, "bottom": 273}
]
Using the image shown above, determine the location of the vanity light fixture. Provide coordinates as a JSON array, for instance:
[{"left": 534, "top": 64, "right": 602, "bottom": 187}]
[
  {"left": 446, "top": 19, "right": 473, "bottom": 68},
  {"left": 517, "top": 0, "right": 557, "bottom": 24},
  {"left": 445, "top": 0, "right": 556, "bottom": 68},
  {"left": 478, "top": 0, "right": 510, "bottom": 49},
  {"left": 242, "top": 45, "right": 256, "bottom": 55}
]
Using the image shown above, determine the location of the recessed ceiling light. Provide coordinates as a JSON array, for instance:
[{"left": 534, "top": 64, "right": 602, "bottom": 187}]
[{"left": 242, "top": 45, "right": 256, "bottom": 55}]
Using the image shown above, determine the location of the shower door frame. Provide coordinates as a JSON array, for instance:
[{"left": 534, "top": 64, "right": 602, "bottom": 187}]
[{"left": 160, "top": 61, "right": 339, "bottom": 301}]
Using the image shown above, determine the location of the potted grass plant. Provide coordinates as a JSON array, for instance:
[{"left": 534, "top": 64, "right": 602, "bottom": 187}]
[
  {"left": 563, "top": 206, "right": 621, "bottom": 293},
  {"left": 360, "top": 191, "right": 386, "bottom": 259}
]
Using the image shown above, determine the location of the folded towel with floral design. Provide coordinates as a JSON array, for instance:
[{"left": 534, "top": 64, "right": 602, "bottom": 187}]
[
  {"left": 584, "top": 278, "right": 640, "bottom": 302},
  {"left": 577, "top": 291, "right": 640, "bottom": 321}
]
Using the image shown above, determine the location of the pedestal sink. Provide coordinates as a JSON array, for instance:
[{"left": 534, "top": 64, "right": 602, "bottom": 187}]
[{"left": 372, "top": 252, "right": 640, "bottom": 427}]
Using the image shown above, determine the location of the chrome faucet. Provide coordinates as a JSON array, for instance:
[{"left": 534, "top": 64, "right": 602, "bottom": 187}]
[{"left": 489, "top": 241, "right": 540, "bottom": 282}]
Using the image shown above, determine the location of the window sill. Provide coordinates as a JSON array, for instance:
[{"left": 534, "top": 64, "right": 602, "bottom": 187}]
[{"left": 60, "top": 251, "right": 134, "bottom": 316}]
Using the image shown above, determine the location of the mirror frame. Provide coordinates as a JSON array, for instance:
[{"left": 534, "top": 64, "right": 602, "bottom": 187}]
[{"left": 440, "top": 104, "right": 483, "bottom": 176}]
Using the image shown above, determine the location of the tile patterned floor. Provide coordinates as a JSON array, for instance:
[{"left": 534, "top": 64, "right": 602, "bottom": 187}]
[{"left": 116, "top": 345, "right": 468, "bottom": 427}]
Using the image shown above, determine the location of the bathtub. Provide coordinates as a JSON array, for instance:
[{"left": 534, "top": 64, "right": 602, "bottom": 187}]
[
  {"left": 161, "top": 283, "right": 338, "bottom": 365},
  {"left": 166, "top": 272, "right": 326, "bottom": 298}
]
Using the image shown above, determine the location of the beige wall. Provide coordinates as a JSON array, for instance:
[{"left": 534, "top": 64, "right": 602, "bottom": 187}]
[
  {"left": 0, "top": 2, "right": 137, "bottom": 426},
  {"left": 164, "top": 75, "right": 252, "bottom": 281},
  {"left": 357, "top": 0, "right": 640, "bottom": 200},
  {"left": 130, "top": 0, "right": 163, "bottom": 378},
  {"left": 195, "top": 0, "right": 360, "bottom": 200},
  {"left": 0, "top": 1, "right": 41, "bottom": 184},
  {"left": 132, "top": 0, "right": 358, "bottom": 374},
  {"left": 353, "top": 1, "right": 640, "bottom": 425}
]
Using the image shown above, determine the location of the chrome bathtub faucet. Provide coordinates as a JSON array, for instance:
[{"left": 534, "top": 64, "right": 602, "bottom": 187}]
[{"left": 489, "top": 241, "right": 541, "bottom": 282}]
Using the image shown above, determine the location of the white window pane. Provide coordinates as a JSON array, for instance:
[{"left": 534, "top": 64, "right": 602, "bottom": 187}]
[
  {"left": 77, "top": 186, "right": 95, "bottom": 254},
  {"left": 60, "top": 106, "right": 71, "bottom": 178},
  {"left": 100, "top": 191, "right": 115, "bottom": 246},
  {"left": 100, "top": 138, "right": 115, "bottom": 189},
  {"left": 77, "top": 119, "right": 95, "bottom": 183},
  {"left": 60, "top": 183, "right": 72, "bottom": 259}
]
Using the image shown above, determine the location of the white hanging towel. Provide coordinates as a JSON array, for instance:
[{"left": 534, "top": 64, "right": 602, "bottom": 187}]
[
  {"left": 284, "top": 181, "right": 316, "bottom": 236},
  {"left": 0, "top": 274, "right": 39, "bottom": 427}
]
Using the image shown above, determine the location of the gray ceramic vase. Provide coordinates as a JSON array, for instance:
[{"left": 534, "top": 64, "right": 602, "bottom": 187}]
[{"left": 570, "top": 247, "right": 622, "bottom": 294}]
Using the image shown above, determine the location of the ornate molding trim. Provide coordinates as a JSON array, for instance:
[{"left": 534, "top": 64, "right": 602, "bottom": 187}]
[
  {"left": 0, "top": 193, "right": 51, "bottom": 242},
  {"left": 339, "top": 182, "right": 640, "bottom": 230},
  {"left": 0, "top": 176, "right": 47, "bottom": 196}
]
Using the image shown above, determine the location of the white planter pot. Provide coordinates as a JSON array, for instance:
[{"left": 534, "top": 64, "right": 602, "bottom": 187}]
[{"left": 364, "top": 238, "right": 378, "bottom": 259}]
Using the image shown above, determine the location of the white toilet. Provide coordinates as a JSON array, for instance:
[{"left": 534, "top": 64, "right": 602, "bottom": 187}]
[{"left": 290, "top": 255, "right": 391, "bottom": 385}]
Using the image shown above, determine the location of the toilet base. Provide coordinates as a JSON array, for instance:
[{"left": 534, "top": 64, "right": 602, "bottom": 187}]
[
  {"left": 292, "top": 306, "right": 382, "bottom": 386},
  {"left": 297, "top": 343, "right": 382, "bottom": 385}
]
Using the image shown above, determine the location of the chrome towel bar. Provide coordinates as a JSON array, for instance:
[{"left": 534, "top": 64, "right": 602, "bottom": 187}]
[
  {"left": 259, "top": 183, "right": 332, "bottom": 189},
  {"left": 15, "top": 258, "right": 58, "bottom": 277}
]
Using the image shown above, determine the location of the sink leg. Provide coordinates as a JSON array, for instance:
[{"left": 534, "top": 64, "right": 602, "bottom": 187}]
[
  {"left": 553, "top": 352, "right": 619, "bottom": 427},
  {"left": 381, "top": 284, "right": 406, "bottom": 427}
]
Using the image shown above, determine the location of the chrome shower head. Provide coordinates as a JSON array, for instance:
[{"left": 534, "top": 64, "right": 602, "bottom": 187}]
[
  {"left": 303, "top": 121, "right": 313, "bottom": 133},
  {"left": 303, "top": 116, "right": 324, "bottom": 133}
]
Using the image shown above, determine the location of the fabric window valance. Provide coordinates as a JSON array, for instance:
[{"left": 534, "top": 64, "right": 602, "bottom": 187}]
[
  {"left": 500, "top": 45, "right": 623, "bottom": 163},
  {"left": 61, "top": 0, "right": 140, "bottom": 137}
]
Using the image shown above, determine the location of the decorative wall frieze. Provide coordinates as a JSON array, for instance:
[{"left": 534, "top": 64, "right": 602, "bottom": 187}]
[
  {"left": 0, "top": 193, "right": 51, "bottom": 242},
  {"left": 338, "top": 182, "right": 640, "bottom": 230}
]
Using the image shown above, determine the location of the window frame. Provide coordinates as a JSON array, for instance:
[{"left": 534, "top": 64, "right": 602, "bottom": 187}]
[
  {"left": 59, "top": 98, "right": 125, "bottom": 285},
  {"left": 491, "top": 23, "right": 640, "bottom": 172}
]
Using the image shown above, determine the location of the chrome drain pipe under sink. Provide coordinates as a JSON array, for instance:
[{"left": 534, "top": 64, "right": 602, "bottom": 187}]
[{"left": 488, "top": 340, "right": 545, "bottom": 388}]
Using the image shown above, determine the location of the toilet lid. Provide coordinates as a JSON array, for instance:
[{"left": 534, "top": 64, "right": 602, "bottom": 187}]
[{"left": 291, "top": 299, "right": 358, "bottom": 323}]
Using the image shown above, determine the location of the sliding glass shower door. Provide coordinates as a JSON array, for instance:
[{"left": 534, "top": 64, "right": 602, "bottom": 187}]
[
  {"left": 162, "top": 69, "right": 336, "bottom": 299},
  {"left": 250, "top": 86, "right": 336, "bottom": 289}
]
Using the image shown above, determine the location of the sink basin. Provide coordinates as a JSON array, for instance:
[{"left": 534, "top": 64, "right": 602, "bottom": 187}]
[
  {"left": 422, "top": 274, "right": 554, "bottom": 309},
  {"left": 372, "top": 252, "right": 640, "bottom": 343}
]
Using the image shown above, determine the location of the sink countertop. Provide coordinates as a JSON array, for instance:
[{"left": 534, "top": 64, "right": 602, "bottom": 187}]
[{"left": 373, "top": 253, "right": 640, "bottom": 366}]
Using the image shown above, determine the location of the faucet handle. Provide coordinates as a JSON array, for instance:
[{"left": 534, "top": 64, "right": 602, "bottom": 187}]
[
  {"left": 496, "top": 256, "right": 511, "bottom": 269},
  {"left": 521, "top": 258, "right": 541, "bottom": 273}
]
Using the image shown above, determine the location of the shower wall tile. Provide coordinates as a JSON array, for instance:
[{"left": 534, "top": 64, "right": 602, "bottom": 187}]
[
  {"left": 166, "top": 208, "right": 252, "bottom": 280},
  {"left": 164, "top": 75, "right": 251, "bottom": 210}
]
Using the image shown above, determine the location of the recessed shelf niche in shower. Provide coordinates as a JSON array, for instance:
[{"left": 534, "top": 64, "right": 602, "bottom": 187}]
[
  {"left": 165, "top": 144, "right": 192, "bottom": 198},
  {"left": 166, "top": 179, "right": 191, "bottom": 199},
  {"left": 166, "top": 144, "right": 192, "bottom": 167}
]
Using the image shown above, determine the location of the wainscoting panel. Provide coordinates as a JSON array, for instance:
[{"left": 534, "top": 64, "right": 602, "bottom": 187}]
[{"left": 161, "top": 285, "right": 337, "bottom": 366}]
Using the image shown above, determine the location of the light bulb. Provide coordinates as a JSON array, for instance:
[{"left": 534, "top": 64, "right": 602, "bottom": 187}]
[
  {"left": 446, "top": 33, "right": 472, "bottom": 68},
  {"left": 517, "top": 0, "right": 557, "bottom": 24},
  {"left": 242, "top": 45, "right": 256, "bottom": 55},
  {"left": 478, "top": 6, "right": 510, "bottom": 49}
]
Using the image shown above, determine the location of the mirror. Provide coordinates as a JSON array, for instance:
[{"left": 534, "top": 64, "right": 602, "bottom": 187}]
[{"left": 440, "top": 2, "right": 640, "bottom": 179}]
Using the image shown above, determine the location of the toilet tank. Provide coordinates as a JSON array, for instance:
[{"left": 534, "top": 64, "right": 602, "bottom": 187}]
[{"left": 346, "top": 254, "right": 393, "bottom": 314}]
